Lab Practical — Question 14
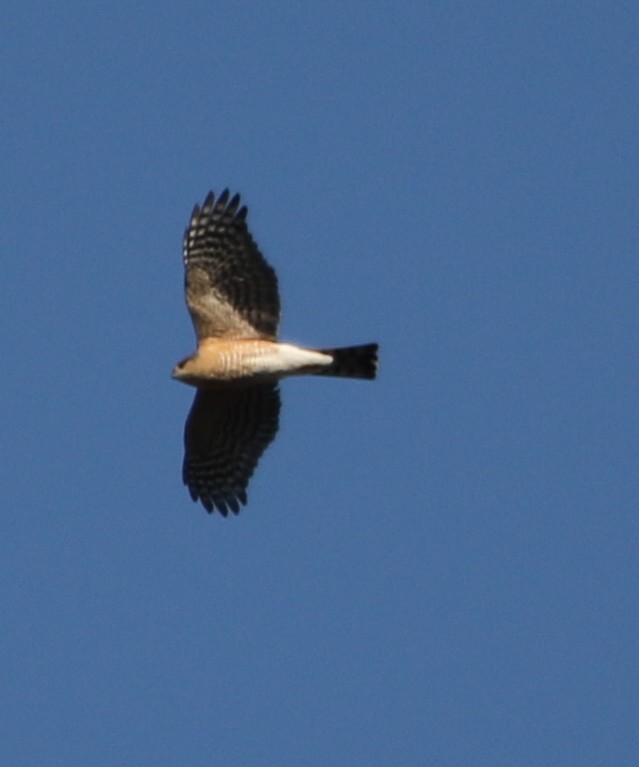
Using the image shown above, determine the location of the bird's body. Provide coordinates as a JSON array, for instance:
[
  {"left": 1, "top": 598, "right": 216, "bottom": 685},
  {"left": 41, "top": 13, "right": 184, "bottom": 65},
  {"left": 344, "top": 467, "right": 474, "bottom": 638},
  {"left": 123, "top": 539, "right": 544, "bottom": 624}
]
[
  {"left": 174, "top": 338, "right": 377, "bottom": 385},
  {"left": 174, "top": 189, "right": 378, "bottom": 515}
]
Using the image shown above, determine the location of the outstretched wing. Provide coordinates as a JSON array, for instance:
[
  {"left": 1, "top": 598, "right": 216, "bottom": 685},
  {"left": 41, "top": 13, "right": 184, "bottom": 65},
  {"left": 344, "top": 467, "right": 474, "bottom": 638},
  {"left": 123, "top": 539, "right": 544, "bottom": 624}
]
[
  {"left": 182, "top": 384, "right": 281, "bottom": 516},
  {"left": 183, "top": 190, "right": 280, "bottom": 341}
]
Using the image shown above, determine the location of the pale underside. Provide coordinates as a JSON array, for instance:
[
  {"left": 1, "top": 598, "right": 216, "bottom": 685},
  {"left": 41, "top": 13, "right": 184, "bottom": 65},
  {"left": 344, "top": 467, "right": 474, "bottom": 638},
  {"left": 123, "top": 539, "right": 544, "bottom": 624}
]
[{"left": 175, "top": 338, "right": 333, "bottom": 385}]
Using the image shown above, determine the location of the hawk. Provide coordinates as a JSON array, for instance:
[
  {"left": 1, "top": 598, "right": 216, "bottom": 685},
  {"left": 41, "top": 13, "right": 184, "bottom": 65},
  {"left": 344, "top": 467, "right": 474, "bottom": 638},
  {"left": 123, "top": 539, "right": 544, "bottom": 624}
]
[{"left": 173, "top": 190, "right": 378, "bottom": 515}]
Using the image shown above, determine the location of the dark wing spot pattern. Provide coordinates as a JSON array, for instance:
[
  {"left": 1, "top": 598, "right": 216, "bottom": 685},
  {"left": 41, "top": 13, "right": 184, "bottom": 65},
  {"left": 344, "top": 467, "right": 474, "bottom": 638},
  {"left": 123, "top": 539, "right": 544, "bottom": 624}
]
[
  {"left": 184, "top": 190, "right": 280, "bottom": 340},
  {"left": 182, "top": 384, "right": 281, "bottom": 516}
]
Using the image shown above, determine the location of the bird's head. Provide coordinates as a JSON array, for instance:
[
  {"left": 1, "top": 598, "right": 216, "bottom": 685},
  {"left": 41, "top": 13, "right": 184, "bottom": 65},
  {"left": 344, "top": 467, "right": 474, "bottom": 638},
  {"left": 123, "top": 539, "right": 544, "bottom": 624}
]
[{"left": 172, "top": 355, "right": 199, "bottom": 386}]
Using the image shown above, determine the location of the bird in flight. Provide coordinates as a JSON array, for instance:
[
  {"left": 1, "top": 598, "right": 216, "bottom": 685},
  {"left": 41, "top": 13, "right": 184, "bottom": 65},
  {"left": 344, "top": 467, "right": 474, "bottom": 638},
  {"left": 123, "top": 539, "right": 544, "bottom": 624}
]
[{"left": 173, "top": 190, "right": 378, "bottom": 515}]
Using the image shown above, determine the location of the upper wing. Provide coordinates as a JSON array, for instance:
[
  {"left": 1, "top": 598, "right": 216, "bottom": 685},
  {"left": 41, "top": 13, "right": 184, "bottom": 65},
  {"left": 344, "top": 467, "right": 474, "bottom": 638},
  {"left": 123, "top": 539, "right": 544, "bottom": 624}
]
[
  {"left": 182, "top": 383, "right": 281, "bottom": 516},
  {"left": 183, "top": 190, "right": 280, "bottom": 341}
]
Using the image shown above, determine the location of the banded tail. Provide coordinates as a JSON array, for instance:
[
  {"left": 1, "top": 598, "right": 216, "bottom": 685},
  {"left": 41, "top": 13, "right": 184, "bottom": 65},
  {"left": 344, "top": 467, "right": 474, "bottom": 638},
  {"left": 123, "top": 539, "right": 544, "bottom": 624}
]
[{"left": 316, "top": 343, "right": 378, "bottom": 380}]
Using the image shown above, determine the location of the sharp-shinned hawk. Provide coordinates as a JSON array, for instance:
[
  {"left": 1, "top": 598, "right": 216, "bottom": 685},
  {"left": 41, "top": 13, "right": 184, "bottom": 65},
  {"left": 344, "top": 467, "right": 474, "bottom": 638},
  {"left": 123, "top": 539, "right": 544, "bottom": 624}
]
[{"left": 173, "top": 190, "right": 378, "bottom": 515}]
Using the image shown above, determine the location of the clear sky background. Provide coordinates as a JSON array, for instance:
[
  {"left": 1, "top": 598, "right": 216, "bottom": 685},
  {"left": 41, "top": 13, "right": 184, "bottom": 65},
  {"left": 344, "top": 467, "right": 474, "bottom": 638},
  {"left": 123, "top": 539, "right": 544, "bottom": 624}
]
[{"left": 1, "top": 2, "right": 637, "bottom": 765}]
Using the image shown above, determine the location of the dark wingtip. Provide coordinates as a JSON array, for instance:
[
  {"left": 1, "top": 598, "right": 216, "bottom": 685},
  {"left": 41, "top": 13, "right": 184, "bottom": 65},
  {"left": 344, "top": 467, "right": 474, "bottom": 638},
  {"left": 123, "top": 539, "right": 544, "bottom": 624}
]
[
  {"left": 195, "top": 189, "right": 246, "bottom": 224},
  {"left": 201, "top": 191, "right": 215, "bottom": 210},
  {"left": 227, "top": 193, "right": 241, "bottom": 214},
  {"left": 188, "top": 487, "right": 248, "bottom": 517}
]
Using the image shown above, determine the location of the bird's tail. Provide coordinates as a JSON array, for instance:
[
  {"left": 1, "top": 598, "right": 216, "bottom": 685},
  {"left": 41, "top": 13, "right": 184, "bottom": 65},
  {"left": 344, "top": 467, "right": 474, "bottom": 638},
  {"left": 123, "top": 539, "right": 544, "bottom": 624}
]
[{"left": 315, "top": 343, "right": 379, "bottom": 380}]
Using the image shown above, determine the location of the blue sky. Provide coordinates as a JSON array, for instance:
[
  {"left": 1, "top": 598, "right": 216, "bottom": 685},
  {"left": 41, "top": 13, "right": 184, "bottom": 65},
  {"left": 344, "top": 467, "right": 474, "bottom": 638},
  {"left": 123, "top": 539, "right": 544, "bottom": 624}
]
[{"left": 1, "top": 2, "right": 637, "bottom": 765}]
